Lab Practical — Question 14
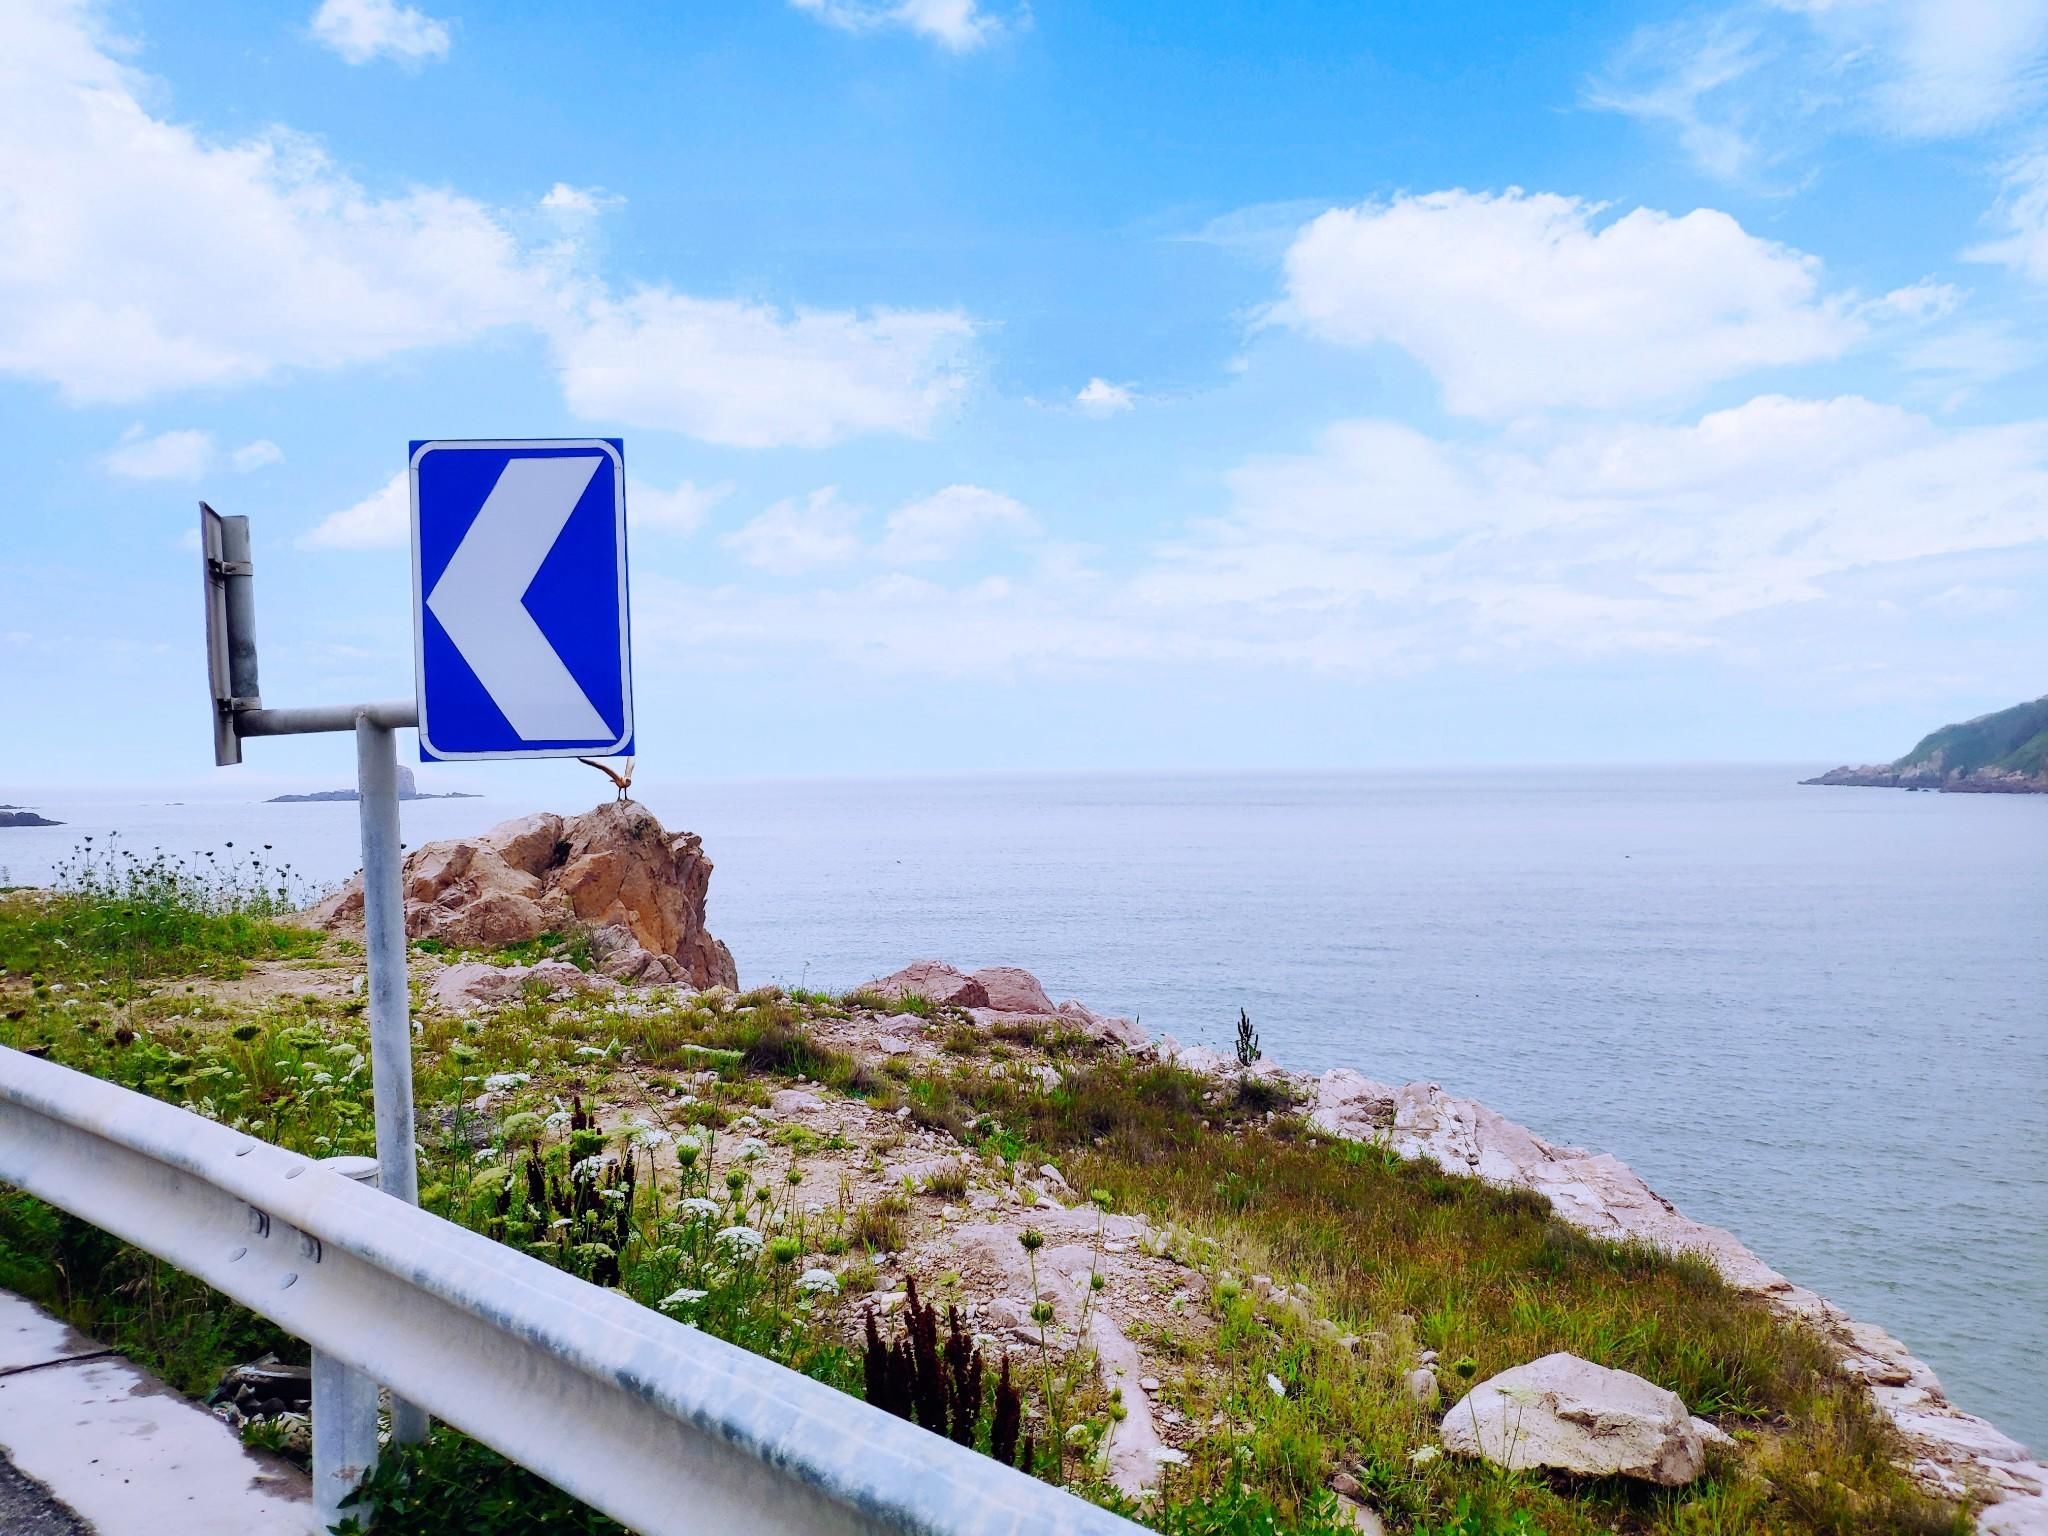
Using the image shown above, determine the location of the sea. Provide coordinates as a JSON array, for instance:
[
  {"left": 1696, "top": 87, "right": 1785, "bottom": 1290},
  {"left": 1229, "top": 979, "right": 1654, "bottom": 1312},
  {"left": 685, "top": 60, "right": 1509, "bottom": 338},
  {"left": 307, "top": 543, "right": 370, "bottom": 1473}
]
[{"left": 2, "top": 766, "right": 2042, "bottom": 1451}]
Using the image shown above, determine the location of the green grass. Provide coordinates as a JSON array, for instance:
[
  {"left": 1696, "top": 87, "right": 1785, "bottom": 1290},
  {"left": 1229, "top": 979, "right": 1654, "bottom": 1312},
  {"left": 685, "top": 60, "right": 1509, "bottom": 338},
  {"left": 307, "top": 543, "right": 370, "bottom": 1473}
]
[
  {"left": 0, "top": 871, "right": 1975, "bottom": 1536},
  {"left": 0, "top": 837, "right": 322, "bottom": 994},
  {"left": 913, "top": 1058, "right": 1969, "bottom": 1536}
]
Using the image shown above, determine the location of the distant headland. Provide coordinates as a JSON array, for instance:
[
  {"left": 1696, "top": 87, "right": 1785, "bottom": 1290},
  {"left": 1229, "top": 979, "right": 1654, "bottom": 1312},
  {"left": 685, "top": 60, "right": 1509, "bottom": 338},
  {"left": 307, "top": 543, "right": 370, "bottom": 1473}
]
[
  {"left": 0, "top": 805, "right": 61, "bottom": 828},
  {"left": 1804, "top": 694, "right": 2048, "bottom": 794},
  {"left": 269, "top": 766, "right": 479, "bottom": 804}
]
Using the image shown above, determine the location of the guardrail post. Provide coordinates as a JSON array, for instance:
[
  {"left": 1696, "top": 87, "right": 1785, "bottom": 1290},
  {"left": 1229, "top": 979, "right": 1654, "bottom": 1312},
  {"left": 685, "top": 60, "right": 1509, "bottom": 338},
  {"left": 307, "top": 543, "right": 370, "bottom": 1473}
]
[
  {"left": 353, "top": 715, "right": 429, "bottom": 1446},
  {"left": 312, "top": 1157, "right": 382, "bottom": 1532}
]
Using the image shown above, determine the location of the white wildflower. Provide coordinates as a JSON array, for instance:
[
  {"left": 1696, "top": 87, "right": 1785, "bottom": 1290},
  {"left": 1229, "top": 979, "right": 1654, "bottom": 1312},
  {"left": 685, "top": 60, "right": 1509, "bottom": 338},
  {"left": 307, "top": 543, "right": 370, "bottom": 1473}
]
[
  {"left": 574, "top": 1045, "right": 607, "bottom": 1058},
  {"left": 795, "top": 1269, "right": 840, "bottom": 1296},
  {"left": 715, "top": 1225, "right": 764, "bottom": 1258},
  {"left": 571, "top": 1152, "right": 616, "bottom": 1179},
  {"left": 1410, "top": 1445, "right": 1441, "bottom": 1466},
  {"left": 543, "top": 1109, "right": 573, "bottom": 1131},
  {"left": 678, "top": 1197, "right": 719, "bottom": 1220},
  {"left": 657, "top": 1288, "right": 709, "bottom": 1312},
  {"left": 1150, "top": 1447, "right": 1188, "bottom": 1465},
  {"left": 483, "top": 1072, "right": 530, "bottom": 1091}
]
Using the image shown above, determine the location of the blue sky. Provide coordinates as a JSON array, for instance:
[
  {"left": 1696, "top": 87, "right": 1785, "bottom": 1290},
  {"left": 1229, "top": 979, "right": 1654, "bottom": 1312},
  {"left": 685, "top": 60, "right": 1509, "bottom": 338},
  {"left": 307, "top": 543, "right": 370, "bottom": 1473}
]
[{"left": 5, "top": 0, "right": 2048, "bottom": 792}]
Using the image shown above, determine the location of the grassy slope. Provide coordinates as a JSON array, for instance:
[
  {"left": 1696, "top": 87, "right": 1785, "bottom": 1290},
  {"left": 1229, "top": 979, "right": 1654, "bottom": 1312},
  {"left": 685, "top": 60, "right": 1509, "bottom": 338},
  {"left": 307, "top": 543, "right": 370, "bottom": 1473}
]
[
  {"left": 1891, "top": 695, "right": 2048, "bottom": 776},
  {"left": 0, "top": 885, "right": 1972, "bottom": 1536}
]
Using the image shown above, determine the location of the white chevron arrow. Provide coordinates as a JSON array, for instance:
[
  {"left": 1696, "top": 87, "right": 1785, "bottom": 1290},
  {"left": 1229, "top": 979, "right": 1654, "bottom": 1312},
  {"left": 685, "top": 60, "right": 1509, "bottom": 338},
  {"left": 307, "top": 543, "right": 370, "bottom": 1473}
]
[{"left": 426, "top": 455, "right": 612, "bottom": 742}]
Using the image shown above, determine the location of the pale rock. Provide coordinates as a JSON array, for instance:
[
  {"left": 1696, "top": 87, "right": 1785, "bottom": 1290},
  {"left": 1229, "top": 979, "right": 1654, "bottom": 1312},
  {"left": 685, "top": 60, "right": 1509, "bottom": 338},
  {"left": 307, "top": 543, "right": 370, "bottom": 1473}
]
[
  {"left": 1691, "top": 1417, "right": 1735, "bottom": 1449},
  {"left": 1893, "top": 1408, "right": 2032, "bottom": 1464},
  {"left": 1311, "top": 1068, "right": 1398, "bottom": 1139},
  {"left": 1059, "top": 1000, "right": 1147, "bottom": 1050},
  {"left": 427, "top": 959, "right": 611, "bottom": 1011},
  {"left": 864, "top": 961, "right": 990, "bottom": 1008},
  {"left": 949, "top": 1209, "right": 1165, "bottom": 1494},
  {"left": 1982, "top": 1495, "right": 2048, "bottom": 1536},
  {"left": 1440, "top": 1353, "right": 1706, "bottom": 1486},
  {"left": 969, "top": 966, "right": 1057, "bottom": 1014},
  {"left": 1154, "top": 1035, "right": 1233, "bottom": 1076},
  {"left": 770, "top": 1089, "right": 826, "bottom": 1117},
  {"left": 1404, "top": 1367, "right": 1441, "bottom": 1407},
  {"left": 877, "top": 1037, "right": 914, "bottom": 1056},
  {"left": 1140, "top": 1377, "right": 1160, "bottom": 1393}
]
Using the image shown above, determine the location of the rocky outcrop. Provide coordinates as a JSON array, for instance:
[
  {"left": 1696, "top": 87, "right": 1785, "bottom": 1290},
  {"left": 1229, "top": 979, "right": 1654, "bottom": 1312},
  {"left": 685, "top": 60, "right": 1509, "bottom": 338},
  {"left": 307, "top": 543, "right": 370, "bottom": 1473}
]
[
  {"left": 1803, "top": 694, "right": 2048, "bottom": 793},
  {"left": 945, "top": 1205, "right": 1170, "bottom": 1494},
  {"left": 1440, "top": 1353, "right": 1707, "bottom": 1486},
  {"left": 427, "top": 959, "right": 613, "bottom": 1011},
  {"left": 309, "top": 802, "right": 738, "bottom": 990},
  {"left": 0, "top": 808, "right": 60, "bottom": 828},
  {"left": 1801, "top": 764, "right": 2047, "bottom": 793},
  {"left": 1221, "top": 1062, "right": 2046, "bottom": 1521},
  {"left": 864, "top": 962, "right": 991, "bottom": 1008},
  {"left": 865, "top": 961, "right": 1149, "bottom": 1049}
]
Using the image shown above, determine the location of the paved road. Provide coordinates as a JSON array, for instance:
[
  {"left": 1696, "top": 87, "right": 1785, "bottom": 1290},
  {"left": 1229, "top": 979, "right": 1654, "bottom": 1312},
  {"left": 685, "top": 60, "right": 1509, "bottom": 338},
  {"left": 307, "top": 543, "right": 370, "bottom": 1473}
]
[{"left": 0, "top": 1290, "right": 309, "bottom": 1534}]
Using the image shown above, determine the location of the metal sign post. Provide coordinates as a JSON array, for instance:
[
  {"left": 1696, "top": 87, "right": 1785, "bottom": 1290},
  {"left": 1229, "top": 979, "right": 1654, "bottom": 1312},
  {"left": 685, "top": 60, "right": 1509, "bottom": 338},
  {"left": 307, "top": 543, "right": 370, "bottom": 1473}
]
[
  {"left": 201, "top": 450, "right": 632, "bottom": 1522},
  {"left": 202, "top": 504, "right": 432, "bottom": 1524}
]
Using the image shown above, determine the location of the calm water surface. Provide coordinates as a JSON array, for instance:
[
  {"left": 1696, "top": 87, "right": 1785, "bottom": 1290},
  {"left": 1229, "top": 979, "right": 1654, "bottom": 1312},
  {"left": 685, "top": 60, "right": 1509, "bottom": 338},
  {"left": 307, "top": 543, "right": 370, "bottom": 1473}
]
[{"left": 3, "top": 767, "right": 2042, "bottom": 1449}]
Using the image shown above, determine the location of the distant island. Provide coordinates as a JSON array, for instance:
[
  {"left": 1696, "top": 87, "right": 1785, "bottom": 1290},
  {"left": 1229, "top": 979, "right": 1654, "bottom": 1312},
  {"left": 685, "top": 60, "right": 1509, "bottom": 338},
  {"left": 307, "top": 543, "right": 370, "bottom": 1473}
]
[
  {"left": 1804, "top": 694, "right": 2048, "bottom": 794},
  {"left": 269, "top": 766, "right": 479, "bottom": 804},
  {"left": 0, "top": 805, "right": 61, "bottom": 828}
]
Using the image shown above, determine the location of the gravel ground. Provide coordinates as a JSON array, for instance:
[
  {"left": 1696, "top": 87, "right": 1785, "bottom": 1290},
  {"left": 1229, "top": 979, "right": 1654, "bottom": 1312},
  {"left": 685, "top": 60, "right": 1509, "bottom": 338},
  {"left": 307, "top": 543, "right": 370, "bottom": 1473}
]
[{"left": 0, "top": 1452, "right": 89, "bottom": 1536}]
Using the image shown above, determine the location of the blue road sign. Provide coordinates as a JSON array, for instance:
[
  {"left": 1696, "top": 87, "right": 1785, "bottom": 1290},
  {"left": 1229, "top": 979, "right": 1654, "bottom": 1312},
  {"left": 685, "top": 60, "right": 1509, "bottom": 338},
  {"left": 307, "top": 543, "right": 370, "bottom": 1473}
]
[{"left": 410, "top": 439, "right": 633, "bottom": 762}]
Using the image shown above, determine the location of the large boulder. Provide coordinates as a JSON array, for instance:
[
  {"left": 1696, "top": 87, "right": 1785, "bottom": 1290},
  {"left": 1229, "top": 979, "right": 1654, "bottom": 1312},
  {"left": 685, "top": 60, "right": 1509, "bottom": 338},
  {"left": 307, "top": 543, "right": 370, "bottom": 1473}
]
[
  {"left": 310, "top": 802, "right": 739, "bottom": 990},
  {"left": 863, "top": 961, "right": 991, "bottom": 1008},
  {"left": 968, "top": 966, "right": 1057, "bottom": 1014},
  {"left": 1440, "top": 1353, "right": 1707, "bottom": 1486}
]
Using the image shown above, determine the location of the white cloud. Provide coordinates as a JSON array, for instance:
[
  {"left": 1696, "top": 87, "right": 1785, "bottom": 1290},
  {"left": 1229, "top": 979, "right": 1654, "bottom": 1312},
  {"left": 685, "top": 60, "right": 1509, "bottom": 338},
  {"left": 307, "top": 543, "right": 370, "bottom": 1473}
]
[
  {"left": 105, "top": 428, "right": 283, "bottom": 482},
  {"left": 1967, "top": 151, "right": 2048, "bottom": 284},
  {"left": 1782, "top": 0, "right": 2048, "bottom": 137},
  {"left": 791, "top": 0, "right": 1002, "bottom": 51},
  {"left": 1282, "top": 190, "right": 1859, "bottom": 417},
  {"left": 1594, "top": 2, "right": 2048, "bottom": 180},
  {"left": 555, "top": 291, "right": 974, "bottom": 448},
  {"left": 230, "top": 438, "right": 284, "bottom": 472},
  {"left": 1587, "top": 18, "right": 1774, "bottom": 184},
  {"left": 310, "top": 0, "right": 451, "bottom": 67},
  {"left": 0, "top": 1, "right": 544, "bottom": 403},
  {"left": 1153, "top": 394, "right": 2048, "bottom": 658},
  {"left": 878, "top": 484, "right": 1038, "bottom": 564},
  {"left": 104, "top": 427, "right": 215, "bottom": 481},
  {"left": 629, "top": 478, "right": 732, "bottom": 536},
  {"left": 723, "top": 488, "right": 863, "bottom": 574},
  {"left": 639, "top": 394, "right": 2048, "bottom": 679},
  {"left": 539, "top": 183, "right": 619, "bottom": 216},
  {"left": 300, "top": 470, "right": 408, "bottom": 550},
  {"left": 1, "top": 3, "right": 977, "bottom": 454},
  {"left": 1074, "top": 378, "right": 1135, "bottom": 417}
]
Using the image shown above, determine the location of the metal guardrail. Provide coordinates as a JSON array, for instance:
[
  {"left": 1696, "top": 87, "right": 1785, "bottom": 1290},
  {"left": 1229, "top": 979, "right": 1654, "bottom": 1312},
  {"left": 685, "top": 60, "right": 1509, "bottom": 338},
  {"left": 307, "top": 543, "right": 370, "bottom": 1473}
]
[{"left": 0, "top": 1047, "right": 1149, "bottom": 1536}]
